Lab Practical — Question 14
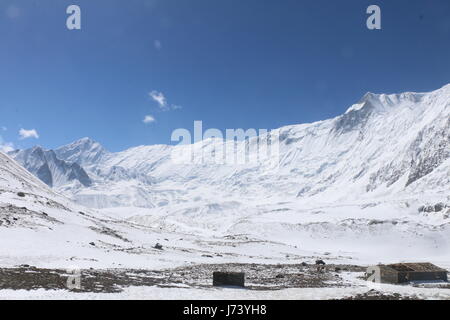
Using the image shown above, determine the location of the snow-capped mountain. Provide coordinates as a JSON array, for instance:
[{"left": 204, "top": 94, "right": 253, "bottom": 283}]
[
  {"left": 45, "top": 84, "right": 449, "bottom": 210},
  {"left": 54, "top": 137, "right": 109, "bottom": 167},
  {"left": 8, "top": 146, "right": 92, "bottom": 188}
]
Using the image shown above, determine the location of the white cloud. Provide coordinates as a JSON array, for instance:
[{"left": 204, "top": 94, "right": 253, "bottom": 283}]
[
  {"left": 1, "top": 126, "right": 7, "bottom": 131},
  {"left": 6, "top": 5, "right": 21, "bottom": 19},
  {"left": 143, "top": 115, "right": 156, "bottom": 124},
  {"left": 149, "top": 90, "right": 167, "bottom": 109},
  {"left": 154, "top": 40, "right": 162, "bottom": 50},
  {"left": 0, "top": 136, "right": 14, "bottom": 153},
  {"left": 149, "top": 90, "right": 182, "bottom": 111},
  {"left": 19, "top": 128, "right": 39, "bottom": 140}
]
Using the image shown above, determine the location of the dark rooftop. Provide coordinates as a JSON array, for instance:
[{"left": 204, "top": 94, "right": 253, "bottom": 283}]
[{"left": 386, "top": 263, "right": 446, "bottom": 272}]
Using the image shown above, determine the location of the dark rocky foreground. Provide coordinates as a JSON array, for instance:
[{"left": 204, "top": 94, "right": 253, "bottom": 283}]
[
  {"left": 0, "top": 263, "right": 420, "bottom": 299},
  {"left": 0, "top": 263, "right": 360, "bottom": 293}
]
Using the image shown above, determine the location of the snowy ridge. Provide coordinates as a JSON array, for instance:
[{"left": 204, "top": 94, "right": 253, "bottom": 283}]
[{"left": 0, "top": 151, "right": 54, "bottom": 197}]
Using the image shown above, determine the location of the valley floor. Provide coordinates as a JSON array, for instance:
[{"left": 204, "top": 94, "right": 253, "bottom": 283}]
[{"left": 0, "top": 263, "right": 449, "bottom": 300}]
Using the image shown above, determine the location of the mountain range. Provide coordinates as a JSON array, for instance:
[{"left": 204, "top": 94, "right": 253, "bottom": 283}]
[{"left": 8, "top": 84, "right": 449, "bottom": 210}]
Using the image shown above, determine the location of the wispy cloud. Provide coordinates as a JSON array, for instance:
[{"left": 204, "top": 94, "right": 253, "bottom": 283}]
[
  {"left": 1, "top": 126, "right": 7, "bottom": 131},
  {"left": 143, "top": 90, "right": 181, "bottom": 124},
  {"left": 149, "top": 90, "right": 182, "bottom": 111},
  {"left": 0, "top": 136, "right": 14, "bottom": 153},
  {"left": 143, "top": 115, "right": 156, "bottom": 124},
  {"left": 149, "top": 90, "right": 167, "bottom": 109},
  {"left": 6, "top": 5, "right": 21, "bottom": 19},
  {"left": 19, "top": 128, "right": 39, "bottom": 140},
  {"left": 154, "top": 40, "right": 162, "bottom": 50}
]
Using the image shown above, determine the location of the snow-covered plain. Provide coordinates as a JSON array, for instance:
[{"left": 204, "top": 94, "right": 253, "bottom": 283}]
[{"left": 1, "top": 84, "right": 449, "bottom": 299}]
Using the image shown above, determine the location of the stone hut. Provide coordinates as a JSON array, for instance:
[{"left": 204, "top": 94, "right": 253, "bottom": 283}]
[{"left": 367, "top": 262, "right": 448, "bottom": 284}]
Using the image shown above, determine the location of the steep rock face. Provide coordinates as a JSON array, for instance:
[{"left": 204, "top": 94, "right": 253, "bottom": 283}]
[{"left": 8, "top": 147, "right": 92, "bottom": 188}]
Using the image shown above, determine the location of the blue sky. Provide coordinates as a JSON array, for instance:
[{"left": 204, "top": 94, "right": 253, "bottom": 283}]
[{"left": 1, "top": 0, "right": 449, "bottom": 152}]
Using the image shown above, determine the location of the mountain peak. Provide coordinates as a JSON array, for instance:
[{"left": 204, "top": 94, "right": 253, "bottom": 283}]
[
  {"left": 79, "top": 137, "right": 93, "bottom": 142},
  {"left": 71, "top": 137, "right": 99, "bottom": 147},
  {"left": 30, "top": 145, "right": 45, "bottom": 151},
  {"left": 55, "top": 137, "right": 109, "bottom": 166},
  {"left": 361, "top": 92, "right": 378, "bottom": 101}
]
